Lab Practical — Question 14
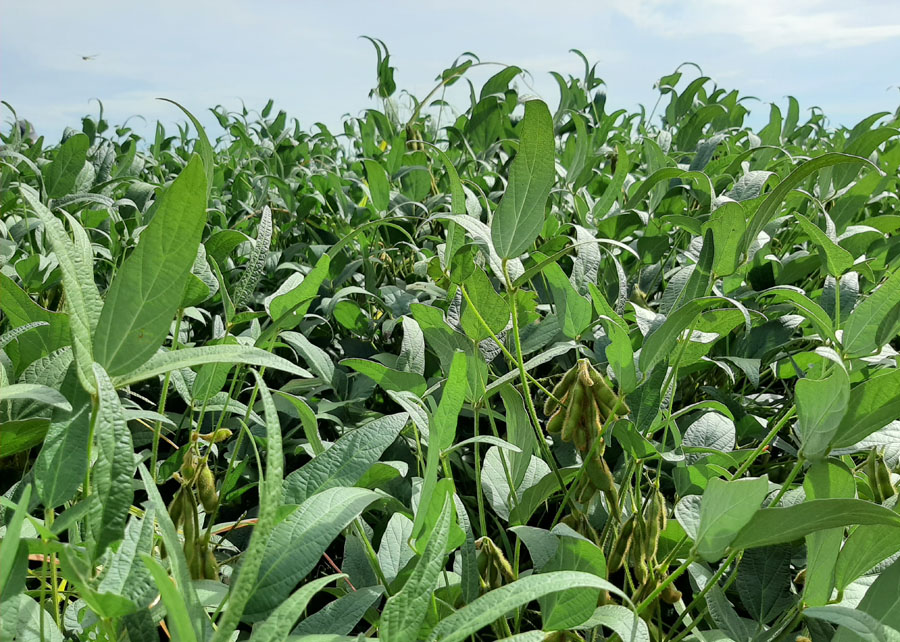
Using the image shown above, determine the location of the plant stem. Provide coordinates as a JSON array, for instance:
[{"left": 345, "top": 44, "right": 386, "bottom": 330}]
[
  {"left": 502, "top": 260, "right": 567, "bottom": 496},
  {"left": 636, "top": 553, "right": 697, "bottom": 614},
  {"left": 354, "top": 520, "right": 393, "bottom": 596},
  {"left": 771, "top": 456, "right": 805, "bottom": 506},
  {"left": 472, "top": 405, "right": 488, "bottom": 537},
  {"left": 151, "top": 308, "right": 183, "bottom": 482},
  {"left": 665, "top": 551, "right": 740, "bottom": 640}
]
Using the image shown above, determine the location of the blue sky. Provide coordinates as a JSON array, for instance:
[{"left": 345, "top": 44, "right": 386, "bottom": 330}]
[{"left": 4, "top": 0, "right": 900, "bottom": 142}]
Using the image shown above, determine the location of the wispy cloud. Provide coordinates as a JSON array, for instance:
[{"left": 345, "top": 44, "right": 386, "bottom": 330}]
[{"left": 611, "top": 0, "right": 900, "bottom": 51}]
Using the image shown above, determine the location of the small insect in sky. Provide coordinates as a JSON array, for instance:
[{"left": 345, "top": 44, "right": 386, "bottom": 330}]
[{"left": 81, "top": 54, "right": 99, "bottom": 61}]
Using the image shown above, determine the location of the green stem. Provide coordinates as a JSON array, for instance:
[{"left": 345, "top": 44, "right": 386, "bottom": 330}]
[
  {"left": 151, "top": 308, "right": 183, "bottom": 482},
  {"left": 634, "top": 549, "right": 696, "bottom": 615},
  {"left": 84, "top": 402, "right": 99, "bottom": 496},
  {"left": 656, "top": 406, "right": 797, "bottom": 574},
  {"left": 502, "top": 260, "right": 567, "bottom": 496},
  {"left": 44, "top": 509, "right": 62, "bottom": 630},
  {"left": 472, "top": 405, "right": 488, "bottom": 537},
  {"left": 354, "top": 520, "right": 393, "bottom": 596},
  {"left": 665, "top": 551, "right": 740, "bottom": 640},
  {"left": 459, "top": 283, "right": 559, "bottom": 400},
  {"left": 771, "top": 456, "right": 805, "bottom": 506}
]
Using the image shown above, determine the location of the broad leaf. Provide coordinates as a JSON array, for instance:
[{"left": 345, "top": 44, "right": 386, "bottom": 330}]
[
  {"left": 491, "top": 100, "right": 555, "bottom": 259},
  {"left": 93, "top": 155, "right": 208, "bottom": 376}
]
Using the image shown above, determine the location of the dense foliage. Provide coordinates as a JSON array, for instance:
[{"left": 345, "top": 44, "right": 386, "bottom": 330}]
[{"left": 2, "top": 43, "right": 900, "bottom": 641}]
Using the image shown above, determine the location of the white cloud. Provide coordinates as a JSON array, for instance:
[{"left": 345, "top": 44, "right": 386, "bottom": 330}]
[{"left": 611, "top": 0, "right": 900, "bottom": 51}]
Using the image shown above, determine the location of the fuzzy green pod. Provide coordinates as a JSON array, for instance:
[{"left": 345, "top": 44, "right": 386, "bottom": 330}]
[
  {"left": 167, "top": 488, "right": 184, "bottom": 527},
  {"left": 546, "top": 409, "right": 565, "bottom": 434},
  {"left": 586, "top": 454, "right": 616, "bottom": 493},
  {"left": 561, "top": 383, "right": 586, "bottom": 443},
  {"left": 181, "top": 448, "right": 197, "bottom": 482},
  {"left": 197, "top": 463, "right": 219, "bottom": 513},
  {"left": 643, "top": 497, "right": 661, "bottom": 563},
  {"left": 199, "top": 428, "right": 233, "bottom": 444},
  {"left": 661, "top": 583, "right": 683, "bottom": 604},
  {"left": 866, "top": 450, "right": 884, "bottom": 503},
  {"left": 875, "top": 457, "right": 895, "bottom": 501},
  {"left": 544, "top": 367, "right": 579, "bottom": 415},
  {"left": 608, "top": 514, "right": 635, "bottom": 572},
  {"left": 202, "top": 548, "right": 219, "bottom": 580},
  {"left": 182, "top": 491, "right": 196, "bottom": 540},
  {"left": 590, "top": 384, "right": 616, "bottom": 420}
]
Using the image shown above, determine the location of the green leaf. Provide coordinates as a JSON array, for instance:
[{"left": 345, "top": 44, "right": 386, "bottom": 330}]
[
  {"left": 365, "top": 159, "right": 391, "bottom": 211},
  {"left": 44, "top": 133, "right": 89, "bottom": 198},
  {"left": 592, "top": 144, "right": 630, "bottom": 219},
  {"left": 795, "top": 361, "right": 850, "bottom": 460},
  {"left": 735, "top": 546, "right": 795, "bottom": 623},
  {"left": 539, "top": 535, "right": 608, "bottom": 630},
  {"left": 460, "top": 267, "right": 509, "bottom": 342},
  {"left": 260, "top": 254, "right": 331, "bottom": 340},
  {"left": 283, "top": 412, "right": 408, "bottom": 504},
  {"left": 333, "top": 300, "right": 368, "bottom": 333},
  {"left": 0, "top": 484, "right": 31, "bottom": 602},
  {"left": 291, "top": 586, "right": 383, "bottom": 636},
  {"left": 835, "top": 524, "right": 900, "bottom": 592},
  {"left": 90, "top": 363, "right": 135, "bottom": 559},
  {"left": 832, "top": 369, "right": 900, "bottom": 448},
  {"left": 0, "top": 594, "right": 64, "bottom": 641},
  {"left": 0, "top": 418, "right": 50, "bottom": 457},
  {"left": 672, "top": 228, "right": 715, "bottom": 310},
  {"left": 741, "top": 153, "right": 876, "bottom": 260},
  {"left": 0, "top": 273, "right": 70, "bottom": 371},
  {"left": 491, "top": 100, "right": 555, "bottom": 259},
  {"left": 842, "top": 267, "right": 900, "bottom": 357},
  {"left": 380, "top": 494, "right": 453, "bottom": 642},
  {"left": 543, "top": 260, "right": 592, "bottom": 339},
  {"left": 341, "top": 358, "right": 426, "bottom": 396},
  {"left": 638, "top": 297, "right": 727, "bottom": 374},
  {"left": 158, "top": 99, "right": 216, "bottom": 194},
  {"left": 93, "top": 155, "right": 208, "bottom": 377},
  {"left": 426, "top": 571, "right": 631, "bottom": 642},
  {"left": 233, "top": 205, "right": 273, "bottom": 308},
  {"left": 732, "top": 499, "right": 900, "bottom": 550},
  {"left": 497, "top": 384, "right": 534, "bottom": 489},
  {"left": 695, "top": 476, "right": 768, "bottom": 561},
  {"left": 793, "top": 212, "right": 854, "bottom": 276},
  {"left": 142, "top": 554, "right": 199, "bottom": 642},
  {"left": 410, "top": 303, "right": 486, "bottom": 402},
  {"left": 243, "top": 487, "right": 380, "bottom": 622},
  {"left": 398, "top": 316, "right": 425, "bottom": 376},
  {"left": 20, "top": 186, "right": 102, "bottom": 392},
  {"left": 0, "top": 383, "right": 71, "bottom": 410},
  {"left": 758, "top": 286, "right": 836, "bottom": 344},
  {"left": 412, "top": 352, "right": 467, "bottom": 550},
  {"left": 624, "top": 167, "right": 685, "bottom": 211},
  {"left": 33, "top": 370, "right": 91, "bottom": 508},
  {"left": 109, "top": 344, "right": 312, "bottom": 388},
  {"left": 833, "top": 556, "right": 900, "bottom": 641},
  {"left": 803, "top": 460, "right": 856, "bottom": 606},
  {"left": 251, "top": 575, "right": 344, "bottom": 642},
  {"left": 97, "top": 509, "right": 158, "bottom": 608},
  {"left": 378, "top": 513, "right": 416, "bottom": 585},
  {"left": 703, "top": 202, "right": 746, "bottom": 277},
  {"left": 181, "top": 243, "right": 218, "bottom": 308},
  {"left": 809, "top": 606, "right": 900, "bottom": 642},
  {"left": 575, "top": 606, "right": 650, "bottom": 641}
]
